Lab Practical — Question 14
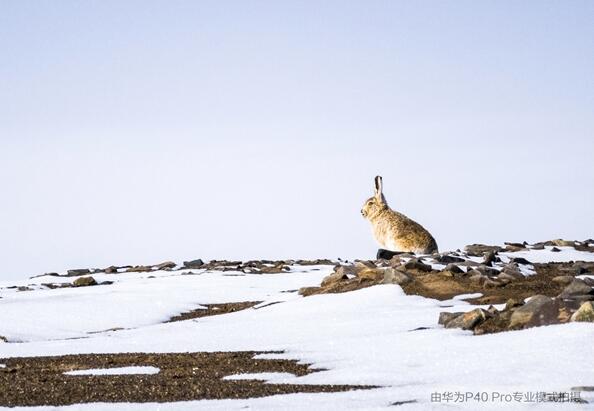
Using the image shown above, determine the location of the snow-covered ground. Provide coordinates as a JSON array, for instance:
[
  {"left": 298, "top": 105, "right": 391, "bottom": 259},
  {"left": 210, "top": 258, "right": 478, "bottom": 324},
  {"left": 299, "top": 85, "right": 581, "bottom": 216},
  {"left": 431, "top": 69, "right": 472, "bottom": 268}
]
[{"left": 1, "top": 247, "right": 594, "bottom": 410}]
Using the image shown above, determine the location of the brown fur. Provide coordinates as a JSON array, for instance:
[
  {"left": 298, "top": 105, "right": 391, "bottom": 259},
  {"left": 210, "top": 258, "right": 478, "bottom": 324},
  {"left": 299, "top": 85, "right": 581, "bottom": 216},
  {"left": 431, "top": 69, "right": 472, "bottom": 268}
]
[{"left": 361, "top": 176, "right": 438, "bottom": 254}]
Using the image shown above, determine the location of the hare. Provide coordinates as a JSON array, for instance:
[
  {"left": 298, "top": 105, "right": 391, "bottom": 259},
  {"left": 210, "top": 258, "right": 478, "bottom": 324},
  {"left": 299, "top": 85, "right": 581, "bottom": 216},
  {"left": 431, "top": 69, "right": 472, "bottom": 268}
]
[{"left": 361, "top": 176, "right": 438, "bottom": 254}]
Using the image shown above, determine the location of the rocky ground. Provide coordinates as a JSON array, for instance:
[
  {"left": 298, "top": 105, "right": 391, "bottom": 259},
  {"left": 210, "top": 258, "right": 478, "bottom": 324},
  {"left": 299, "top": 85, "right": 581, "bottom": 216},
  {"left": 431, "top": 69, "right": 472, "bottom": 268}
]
[{"left": 299, "top": 239, "right": 594, "bottom": 335}]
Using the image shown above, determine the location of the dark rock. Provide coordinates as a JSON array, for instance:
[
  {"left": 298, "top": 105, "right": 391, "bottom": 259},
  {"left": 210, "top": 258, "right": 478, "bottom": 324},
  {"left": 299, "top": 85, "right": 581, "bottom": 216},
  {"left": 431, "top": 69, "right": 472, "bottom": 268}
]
[
  {"left": 404, "top": 259, "right": 432, "bottom": 272},
  {"left": 104, "top": 266, "right": 119, "bottom": 274},
  {"left": 67, "top": 269, "right": 91, "bottom": 277},
  {"left": 483, "top": 250, "right": 498, "bottom": 266},
  {"left": 73, "top": 276, "right": 97, "bottom": 287},
  {"left": 435, "top": 255, "right": 465, "bottom": 264},
  {"left": 509, "top": 295, "right": 560, "bottom": 328},
  {"left": 183, "top": 259, "right": 205, "bottom": 269},
  {"left": 464, "top": 244, "right": 503, "bottom": 257},
  {"left": 575, "top": 266, "right": 590, "bottom": 275},
  {"left": 550, "top": 247, "right": 561, "bottom": 252},
  {"left": 0, "top": 335, "right": 6, "bottom": 343},
  {"left": 376, "top": 249, "right": 409, "bottom": 260},
  {"left": 530, "top": 243, "right": 545, "bottom": 250},
  {"left": 443, "top": 264, "right": 463, "bottom": 274},
  {"left": 505, "top": 241, "right": 527, "bottom": 248},
  {"left": 510, "top": 257, "right": 532, "bottom": 265}
]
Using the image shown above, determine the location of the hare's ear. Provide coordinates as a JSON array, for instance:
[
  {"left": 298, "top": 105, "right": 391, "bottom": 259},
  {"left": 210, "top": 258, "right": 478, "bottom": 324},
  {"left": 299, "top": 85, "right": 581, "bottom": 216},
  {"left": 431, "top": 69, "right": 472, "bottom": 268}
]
[{"left": 374, "top": 175, "right": 383, "bottom": 198}]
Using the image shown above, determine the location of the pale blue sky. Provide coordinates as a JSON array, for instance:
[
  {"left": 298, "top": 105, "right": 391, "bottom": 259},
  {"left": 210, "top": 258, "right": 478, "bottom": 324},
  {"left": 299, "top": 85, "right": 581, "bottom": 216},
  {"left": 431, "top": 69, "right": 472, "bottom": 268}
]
[{"left": 1, "top": 1, "right": 593, "bottom": 280}]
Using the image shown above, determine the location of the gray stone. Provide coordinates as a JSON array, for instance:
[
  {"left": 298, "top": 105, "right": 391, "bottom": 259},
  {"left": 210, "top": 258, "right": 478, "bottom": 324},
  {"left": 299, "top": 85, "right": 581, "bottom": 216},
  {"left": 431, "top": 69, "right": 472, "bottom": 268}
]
[
  {"left": 464, "top": 244, "right": 503, "bottom": 257},
  {"left": 183, "top": 259, "right": 204, "bottom": 269},
  {"left": 509, "top": 295, "right": 560, "bottom": 328},
  {"left": 67, "top": 269, "right": 91, "bottom": 276},
  {"left": 382, "top": 268, "right": 412, "bottom": 285},
  {"left": 558, "top": 279, "right": 593, "bottom": 298},
  {"left": 154, "top": 261, "right": 176, "bottom": 270}
]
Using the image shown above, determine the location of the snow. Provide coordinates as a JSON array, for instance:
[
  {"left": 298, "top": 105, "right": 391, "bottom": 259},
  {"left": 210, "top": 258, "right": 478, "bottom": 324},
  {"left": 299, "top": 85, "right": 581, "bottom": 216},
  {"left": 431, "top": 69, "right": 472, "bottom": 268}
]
[
  {"left": 452, "top": 293, "right": 483, "bottom": 300},
  {"left": 222, "top": 372, "right": 297, "bottom": 383},
  {"left": 1, "top": 247, "right": 594, "bottom": 409},
  {"left": 64, "top": 366, "right": 160, "bottom": 376},
  {"left": 501, "top": 246, "right": 594, "bottom": 264}
]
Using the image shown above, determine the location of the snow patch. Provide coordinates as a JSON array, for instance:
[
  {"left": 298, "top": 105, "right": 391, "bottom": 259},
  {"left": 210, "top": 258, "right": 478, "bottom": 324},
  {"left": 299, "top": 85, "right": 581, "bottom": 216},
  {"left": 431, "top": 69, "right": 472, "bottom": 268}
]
[{"left": 64, "top": 366, "right": 160, "bottom": 376}]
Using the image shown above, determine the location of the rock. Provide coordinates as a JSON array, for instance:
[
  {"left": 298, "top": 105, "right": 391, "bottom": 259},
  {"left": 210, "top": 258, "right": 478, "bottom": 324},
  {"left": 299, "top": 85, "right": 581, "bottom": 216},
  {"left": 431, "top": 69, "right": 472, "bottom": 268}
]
[
  {"left": 357, "top": 267, "right": 384, "bottom": 282},
  {"left": 321, "top": 271, "right": 349, "bottom": 287},
  {"left": 0, "top": 335, "right": 6, "bottom": 343},
  {"left": 501, "top": 264, "right": 524, "bottom": 279},
  {"left": 509, "top": 295, "right": 560, "bottom": 329},
  {"left": 438, "top": 312, "right": 463, "bottom": 326},
  {"left": 444, "top": 264, "right": 463, "bottom": 274},
  {"left": 497, "top": 272, "right": 520, "bottom": 282},
  {"left": 571, "top": 301, "right": 594, "bottom": 322},
  {"left": 154, "top": 261, "right": 176, "bottom": 270},
  {"left": 483, "top": 250, "right": 498, "bottom": 266},
  {"left": 530, "top": 243, "right": 545, "bottom": 250},
  {"left": 73, "top": 276, "right": 97, "bottom": 287},
  {"left": 435, "top": 255, "right": 465, "bottom": 264},
  {"left": 575, "top": 266, "right": 590, "bottom": 275},
  {"left": 67, "top": 269, "right": 91, "bottom": 276},
  {"left": 482, "top": 278, "right": 502, "bottom": 288},
  {"left": 468, "top": 271, "right": 487, "bottom": 286},
  {"left": 183, "top": 259, "right": 204, "bottom": 269},
  {"left": 558, "top": 279, "right": 594, "bottom": 298},
  {"left": 126, "top": 265, "right": 152, "bottom": 273},
  {"left": 376, "top": 249, "right": 403, "bottom": 260},
  {"left": 17, "top": 286, "right": 32, "bottom": 292},
  {"left": 259, "top": 265, "right": 290, "bottom": 274},
  {"left": 464, "top": 244, "right": 503, "bottom": 257},
  {"left": 382, "top": 268, "right": 412, "bottom": 285},
  {"left": 510, "top": 257, "right": 532, "bottom": 265},
  {"left": 505, "top": 241, "right": 527, "bottom": 248},
  {"left": 445, "top": 308, "right": 488, "bottom": 330},
  {"left": 333, "top": 265, "right": 357, "bottom": 277},
  {"left": 476, "top": 265, "right": 500, "bottom": 277},
  {"left": 505, "top": 298, "right": 524, "bottom": 310},
  {"left": 552, "top": 239, "right": 576, "bottom": 247},
  {"left": 404, "top": 259, "right": 432, "bottom": 272},
  {"left": 298, "top": 287, "right": 320, "bottom": 297},
  {"left": 552, "top": 275, "right": 575, "bottom": 286},
  {"left": 104, "top": 266, "right": 119, "bottom": 274},
  {"left": 550, "top": 247, "right": 561, "bottom": 252}
]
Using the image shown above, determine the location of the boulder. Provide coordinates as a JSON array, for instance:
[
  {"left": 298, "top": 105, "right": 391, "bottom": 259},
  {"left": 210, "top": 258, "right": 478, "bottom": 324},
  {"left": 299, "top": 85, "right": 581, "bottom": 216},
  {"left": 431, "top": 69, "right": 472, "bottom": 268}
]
[
  {"left": 509, "top": 295, "right": 560, "bottom": 329},
  {"left": 558, "top": 279, "right": 594, "bottom": 299},
  {"left": 357, "top": 267, "right": 384, "bottom": 282},
  {"left": 73, "top": 276, "right": 97, "bottom": 287},
  {"left": 570, "top": 301, "right": 594, "bottom": 322},
  {"left": 126, "top": 265, "right": 152, "bottom": 273},
  {"left": 482, "top": 250, "right": 498, "bottom": 266},
  {"left": 376, "top": 249, "right": 402, "bottom": 260},
  {"left": 435, "top": 255, "right": 465, "bottom": 264},
  {"left": 183, "top": 259, "right": 204, "bottom": 269}
]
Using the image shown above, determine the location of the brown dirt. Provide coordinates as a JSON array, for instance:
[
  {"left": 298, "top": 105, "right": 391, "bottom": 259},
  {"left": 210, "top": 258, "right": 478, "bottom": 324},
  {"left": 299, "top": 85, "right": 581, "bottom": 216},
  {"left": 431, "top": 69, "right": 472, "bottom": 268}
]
[
  {"left": 404, "top": 263, "right": 573, "bottom": 305},
  {"left": 167, "top": 301, "right": 262, "bottom": 322},
  {"left": 0, "top": 352, "right": 371, "bottom": 407}
]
